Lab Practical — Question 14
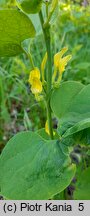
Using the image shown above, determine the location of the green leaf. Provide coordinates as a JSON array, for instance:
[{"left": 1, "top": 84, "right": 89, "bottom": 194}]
[
  {"left": 63, "top": 118, "right": 90, "bottom": 138},
  {"left": 0, "top": 131, "right": 75, "bottom": 199},
  {"left": 74, "top": 167, "right": 90, "bottom": 200},
  {"left": 61, "top": 127, "right": 90, "bottom": 147},
  {"left": 51, "top": 81, "right": 90, "bottom": 139},
  {"left": 16, "top": 0, "right": 43, "bottom": 14},
  {"left": 0, "top": 9, "right": 36, "bottom": 57},
  {"left": 51, "top": 81, "right": 84, "bottom": 119}
]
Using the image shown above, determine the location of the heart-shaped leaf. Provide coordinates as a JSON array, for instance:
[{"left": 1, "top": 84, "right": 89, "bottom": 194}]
[
  {"left": 0, "top": 9, "right": 36, "bottom": 57},
  {"left": 0, "top": 131, "right": 75, "bottom": 199},
  {"left": 51, "top": 81, "right": 90, "bottom": 140}
]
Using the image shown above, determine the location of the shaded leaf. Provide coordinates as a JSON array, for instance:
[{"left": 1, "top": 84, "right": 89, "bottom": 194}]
[
  {"left": 51, "top": 81, "right": 90, "bottom": 141},
  {"left": 63, "top": 118, "right": 90, "bottom": 138},
  {"left": 0, "top": 131, "right": 75, "bottom": 199}
]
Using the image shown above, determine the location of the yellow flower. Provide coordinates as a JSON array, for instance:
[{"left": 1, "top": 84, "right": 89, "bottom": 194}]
[
  {"left": 28, "top": 67, "right": 42, "bottom": 95},
  {"left": 45, "top": 120, "right": 50, "bottom": 135},
  {"left": 41, "top": 52, "right": 47, "bottom": 83},
  {"left": 54, "top": 47, "right": 68, "bottom": 68},
  {"left": 45, "top": 120, "right": 55, "bottom": 136},
  {"left": 54, "top": 47, "right": 72, "bottom": 73},
  {"left": 31, "top": 78, "right": 42, "bottom": 94},
  {"left": 59, "top": 55, "right": 72, "bottom": 73},
  {"left": 28, "top": 67, "right": 40, "bottom": 85},
  {"left": 54, "top": 52, "right": 60, "bottom": 68},
  {"left": 53, "top": 47, "right": 72, "bottom": 83}
]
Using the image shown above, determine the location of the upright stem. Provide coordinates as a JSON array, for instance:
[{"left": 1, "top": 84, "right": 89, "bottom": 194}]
[{"left": 39, "top": 10, "right": 53, "bottom": 139}]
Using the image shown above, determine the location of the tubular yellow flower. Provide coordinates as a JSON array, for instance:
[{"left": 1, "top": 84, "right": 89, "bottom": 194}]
[
  {"left": 59, "top": 54, "right": 72, "bottom": 74},
  {"left": 45, "top": 120, "right": 50, "bottom": 135},
  {"left": 41, "top": 52, "right": 47, "bottom": 83},
  {"left": 28, "top": 67, "right": 40, "bottom": 85},
  {"left": 54, "top": 52, "right": 61, "bottom": 68},
  {"left": 45, "top": 120, "right": 55, "bottom": 136},
  {"left": 53, "top": 47, "right": 72, "bottom": 84},
  {"left": 54, "top": 47, "right": 68, "bottom": 68},
  {"left": 31, "top": 78, "right": 42, "bottom": 94},
  {"left": 28, "top": 67, "right": 42, "bottom": 95}
]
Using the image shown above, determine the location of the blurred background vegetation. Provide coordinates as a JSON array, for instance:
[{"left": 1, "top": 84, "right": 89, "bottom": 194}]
[{"left": 0, "top": 0, "right": 90, "bottom": 153}]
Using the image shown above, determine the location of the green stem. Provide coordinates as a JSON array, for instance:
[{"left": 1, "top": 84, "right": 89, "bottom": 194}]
[{"left": 39, "top": 10, "right": 53, "bottom": 139}]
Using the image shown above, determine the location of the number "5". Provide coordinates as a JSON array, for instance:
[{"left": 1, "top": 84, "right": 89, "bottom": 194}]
[{"left": 78, "top": 203, "right": 84, "bottom": 211}]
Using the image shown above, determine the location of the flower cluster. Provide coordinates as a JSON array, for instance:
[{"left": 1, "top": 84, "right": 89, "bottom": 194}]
[{"left": 28, "top": 47, "right": 72, "bottom": 136}]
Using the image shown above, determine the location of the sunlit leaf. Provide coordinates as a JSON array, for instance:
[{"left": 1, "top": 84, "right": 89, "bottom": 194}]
[{"left": 0, "top": 9, "right": 35, "bottom": 57}]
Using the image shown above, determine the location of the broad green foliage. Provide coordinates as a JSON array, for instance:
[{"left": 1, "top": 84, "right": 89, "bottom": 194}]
[
  {"left": 61, "top": 128, "right": 90, "bottom": 147},
  {"left": 63, "top": 118, "right": 90, "bottom": 138},
  {"left": 0, "top": 9, "right": 35, "bottom": 57},
  {"left": 51, "top": 81, "right": 90, "bottom": 139},
  {"left": 51, "top": 81, "right": 84, "bottom": 119},
  {"left": 0, "top": 131, "right": 75, "bottom": 199},
  {"left": 16, "top": 0, "right": 43, "bottom": 14},
  {"left": 74, "top": 167, "right": 90, "bottom": 200}
]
